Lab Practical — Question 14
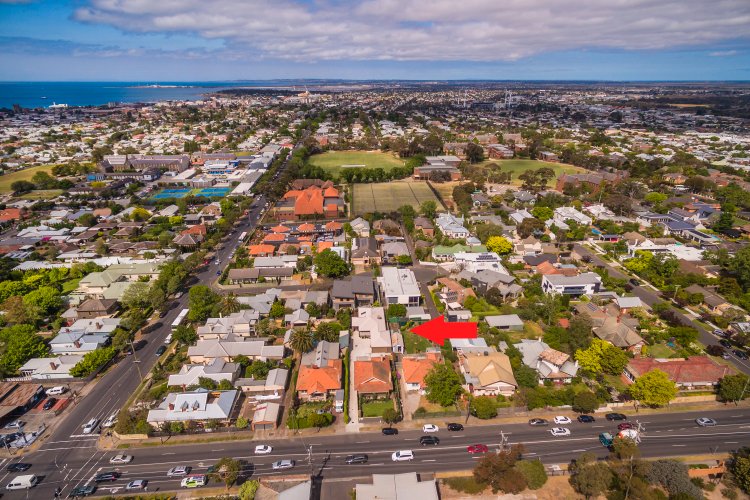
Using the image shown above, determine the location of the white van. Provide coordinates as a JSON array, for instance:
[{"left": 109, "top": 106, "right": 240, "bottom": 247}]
[{"left": 6, "top": 474, "right": 38, "bottom": 490}]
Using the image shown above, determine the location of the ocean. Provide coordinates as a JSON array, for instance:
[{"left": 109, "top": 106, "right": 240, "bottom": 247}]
[{"left": 0, "top": 81, "right": 288, "bottom": 110}]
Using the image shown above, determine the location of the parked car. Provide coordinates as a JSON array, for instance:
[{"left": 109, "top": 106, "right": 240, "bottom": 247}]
[
  {"left": 167, "top": 466, "right": 192, "bottom": 476},
  {"left": 345, "top": 454, "right": 368, "bottom": 464},
  {"left": 82, "top": 418, "right": 99, "bottom": 434},
  {"left": 254, "top": 445, "right": 273, "bottom": 454},
  {"left": 94, "top": 472, "right": 120, "bottom": 482},
  {"left": 43, "top": 398, "right": 57, "bottom": 410},
  {"left": 109, "top": 454, "right": 133, "bottom": 464},
  {"left": 126, "top": 480, "right": 147, "bottom": 491},
  {"left": 629, "top": 278, "right": 640, "bottom": 286},
  {"left": 734, "top": 349, "right": 749, "bottom": 360},
  {"left": 605, "top": 413, "right": 627, "bottom": 421},
  {"left": 102, "top": 413, "right": 118, "bottom": 429},
  {"left": 46, "top": 386, "right": 67, "bottom": 396},
  {"left": 553, "top": 416, "right": 572, "bottom": 425},
  {"left": 422, "top": 424, "right": 439, "bottom": 433},
  {"left": 719, "top": 339, "right": 732, "bottom": 348},
  {"left": 696, "top": 417, "right": 717, "bottom": 427},
  {"left": 391, "top": 450, "right": 414, "bottom": 462},
  {"left": 528, "top": 418, "right": 549, "bottom": 426},
  {"left": 155, "top": 346, "right": 167, "bottom": 356},
  {"left": 577, "top": 415, "right": 595, "bottom": 423},
  {"left": 180, "top": 475, "right": 206, "bottom": 488},
  {"left": 419, "top": 436, "right": 440, "bottom": 446},
  {"left": 6, "top": 463, "right": 31, "bottom": 472},
  {"left": 550, "top": 427, "right": 571, "bottom": 437},
  {"left": 69, "top": 485, "right": 96, "bottom": 497},
  {"left": 446, "top": 423, "right": 464, "bottom": 431},
  {"left": 382, "top": 428, "right": 398, "bottom": 435},
  {"left": 467, "top": 444, "right": 489, "bottom": 454},
  {"left": 271, "top": 460, "right": 295, "bottom": 470},
  {"left": 4, "top": 420, "right": 25, "bottom": 430},
  {"left": 164, "top": 333, "right": 173, "bottom": 344}
]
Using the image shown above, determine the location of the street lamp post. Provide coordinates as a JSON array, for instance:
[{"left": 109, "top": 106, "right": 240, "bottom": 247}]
[{"left": 129, "top": 339, "right": 144, "bottom": 381}]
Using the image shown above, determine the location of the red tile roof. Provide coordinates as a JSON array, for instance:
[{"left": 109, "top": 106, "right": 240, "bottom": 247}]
[
  {"left": 271, "top": 225, "right": 290, "bottom": 233},
  {"left": 297, "top": 223, "right": 316, "bottom": 233},
  {"left": 296, "top": 360, "right": 342, "bottom": 394},
  {"left": 248, "top": 244, "right": 275, "bottom": 256},
  {"left": 625, "top": 356, "right": 733, "bottom": 386},
  {"left": 263, "top": 233, "right": 286, "bottom": 243},
  {"left": 0, "top": 209, "right": 23, "bottom": 222},
  {"left": 316, "top": 241, "right": 333, "bottom": 251},
  {"left": 325, "top": 221, "right": 342, "bottom": 231},
  {"left": 354, "top": 358, "right": 393, "bottom": 394},
  {"left": 181, "top": 224, "right": 207, "bottom": 236},
  {"left": 402, "top": 353, "right": 441, "bottom": 389}
]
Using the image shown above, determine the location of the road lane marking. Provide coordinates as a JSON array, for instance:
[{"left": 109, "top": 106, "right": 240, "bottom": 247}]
[
  {"left": 422, "top": 459, "right": 436, "bottom": 462},
  {"left": 672, "top": 445, "right": 686, "bottom": 447},
  {"left": 355, "top": 441, "right": 370, "bottom": 444}
]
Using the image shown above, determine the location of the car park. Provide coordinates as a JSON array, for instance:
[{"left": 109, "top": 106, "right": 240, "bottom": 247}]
[
  {"left": 605, "top": 413, "right": 627, "bottom": 421},
  {"left": 422, "top": 424, "right": 439, "bottom": 433},
  {"left": 382, "top": 428, "right": 398, "bottom": 435},
  {"left": 82, "top": 418, "right": 99, "bottom": 434},
  {"left": 528, "top": 418, "right": 549, "bottom": 426},
  {"left": 94, "top": 472, "right": 120, "bottom": 482},
  {"left": 6, "top": 463, "right": 31, "bottom": 472},
  {"left": 447, "top": 423, "right": 464, "bottom": 431},
  {"left": 46, "top": 386, "right": 67, "bottom": 396},
  {"left": 577, "top": 415, "right": 595, "bottom": 423},
  {"left": 553, "top": 416, "right": 572, "bottom": 424},
  {"left": 550, "top": 427, "right": 571, "bottom": 437},
  {"left": 696, "top": 417, "right": 717, "bottom": 427},
  {"left": 167, "top": 466, "right": 191, "bottom": 476},
  {"left": 345, "top": 454, "right": 369, "bottom": 464},
  {"left": 391, "top": 450, "right": 414, "bottom": 461},
  {"left": 419, "top": 435, "right": 440, "bottom": 446},
  {"left": 181, "top": 475, "right": 206, "bottom": 488},
  {"left": 126, "top": 480, "right": 147, "bottom": 490},
  {"left": 272, "top": 460, "right": 295, "bottom": 470},
  {"left": 109, "top": 454, "right": 133, "bottom": 464},
  {"left": 102, "top": 413, "right": 118, "bottom": 428},
  {"left": 43, "top": 398, "right": 57, "bottom": 411},
  {"left": 254, "top": 445, "right": 273, "bottom": 454},
  {"left": 467, "top": 444, "right": 489, "bottom": 454},
  {"left": 69, "top": 485, "right": 96, "bottom": 497}
]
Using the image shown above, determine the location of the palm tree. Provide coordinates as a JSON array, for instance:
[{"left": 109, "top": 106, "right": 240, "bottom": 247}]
[
  {"left": 217, "top": 293, "right": 241, "bottom": 316},
  {"left": 289, "top": 330, "right": 314, "bottom": 354}
]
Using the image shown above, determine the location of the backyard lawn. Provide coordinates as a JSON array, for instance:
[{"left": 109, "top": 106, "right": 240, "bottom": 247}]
[
  {"left": 478, "top": 159, "right": 587, "bottom": 186},
  {"left": 0, "top": 165, "right": 55, "bottom": 193},
  {"left": 309, "top": 150, "right": 405, "bottom": 178},
  {"left": 403, "top": 330, "right": 433, "bottom": 354},
  {"left": 361, "top": 399, "right": 394, "bottom": 417},
  {"left": 20, "top": 189, "right": 64, "bottom": 200},
  {"left": 647, "top": 343, "right": 677, "bottom": 358}
]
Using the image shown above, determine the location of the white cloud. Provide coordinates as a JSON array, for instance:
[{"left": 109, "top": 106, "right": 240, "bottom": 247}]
[
  {"left": 73, "top": 0, "right": 750, "bottom": 62},
  {"left": 709, "top": 50, "right": 739, "bottom": 57}
]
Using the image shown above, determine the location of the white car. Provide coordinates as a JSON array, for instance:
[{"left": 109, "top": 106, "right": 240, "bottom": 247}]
[
  {"left": 82, "top": 418, "right": 99, "bottom": 434},
  {"left": 550, "top": 427, "right": 571, "bottom": 437},
  {"left": 254, "top": 445, "right": 273, "bottom": 455},
  {"left": 695, "top": 417, "right": 717, "bottom": 427},
  {"left": 553, "top": 416, "right": 572, "bottom": 425},
  {"left": 109, "top": 454, "right": 133, "bottom": 464},
  {"left": 181, "top": 475, "right": 206, "bottom": 488},
  {"left": 126, "top": 479, "right": 147, "bottom": 490},
  {"left": 422, "top": 424, "right": 439, "bottom": 433},
  {"left": 3, "top": 421, "right": 25, "bottom": 430},
  {"left": 164, "top": 333, "right": 173, "bottom": 344},
  {"left": 167, "top": 466, "right": 192, "bottom": 476},
  {"left": 45, "top": 386, "right": 67, "bottom": 396},
  {"left": 392, "top": 450, "right": 414, "bottom": 462},
  {"left": 102, "top": 413, "right": 118, "bottom": 429}
]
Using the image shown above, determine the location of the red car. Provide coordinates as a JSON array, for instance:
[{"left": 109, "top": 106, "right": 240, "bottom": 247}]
[
  {"left": 467, "top": 444, "right": 489, "bottom": 454},
  {"left": 618, "top": 422, "right": 634, "bottom": 430}
]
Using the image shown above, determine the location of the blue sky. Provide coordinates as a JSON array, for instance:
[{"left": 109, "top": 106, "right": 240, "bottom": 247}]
[{"left": 1, "top": 0, "right": 749, "bottom": 81}]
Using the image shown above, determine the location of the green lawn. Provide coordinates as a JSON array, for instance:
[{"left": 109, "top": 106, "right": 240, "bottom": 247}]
[
  {"left": 477, "top": 159, "right": 587, "bottom": 186},
  {"left": 20, "top": 189, "right": 64, "bottom": 200},
  {"left": 647, "top": 343, "right": 677, "bottom": 358},
  {"left": 309, "top": 150, "right": 405, "bottom": 177},
  {"left": 0, "top": 165, "right": 55, "bottom": 193},
  {"left": 61, "top": 278, "right": 82, "bottom": 294},
  {"left": 403, "top": 330, "right": 433, "bottom": 354},
  {"left": 353, "top": 181, "right": 443, "bottom": 215},
  {"left": 361, "top": 399, "right": 394, "bottom": 417},
  {"left": 603, "top": 373, "right": 628, "bottom": 393}
]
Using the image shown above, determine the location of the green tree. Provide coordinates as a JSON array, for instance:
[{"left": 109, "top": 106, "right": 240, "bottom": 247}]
[
  {"left": 121, "top": 281, "right": 150, "bottom": 310},
  {"left": 712, "top": 211, "right": 734, "bottom": 233},
  {"left": 718, "top": 374, "right": 749, "bottom": 403},
  {"left": 572, "top": 390, "right": 599, "bottom": 414},
  {"left": 216, "top": 293, "right": 241, "bottom": 316},
  {"left": 289, "top": 329, "right": 313, "bottom": 353},
  {"left": 0, "top": 324, "right": 49, "bottom": 375},
  {"left": 599, "top": 346, "right": 629, "bottom": 375},
  {"left": 575, "top": 338, "right": 627, "bottom": 375},
  {"left": 382, "top": 407, "right": 399, "bottom": 426},
  {"left": 424, "top": 363, "right": 464, "bottom": 407},
  {"left": 420, "top": 200, "right": 438, "bottom": 218},
  {"left": 730, "top": 447, "right": 750, "bottom": 494},
  {"left": 238, "top": 479, "right": 260, "bottom": 500},
  {"left": 268, "top": 301, "right": 286, "bottom": 319},
  {"left": 628, "top": 369, "right": 677, "bottom": 407},
  {"left": 531, "top": 206, "right": 554, "bottom": 221},
  {"left": 23, "top": 286, "right": 62, "bottom": 317},
  {"left": 466, "top": 143, "right": 484, "bottom": 164},
  {"left": 471, "top": 396, "right": 497, "bottom": 419},
  {"left": 314, "top": 322, "right": 341, "bottom": 343},
  {"left": 10, "top": 180, "right": 35, "bottom": 195},
  {"left": 209, "top": 457, "right": 241, "bottom": 490},
  {"left": 647, "top": 459, "right": 704, "bottom": 499},
  {"left": 188, "top": 285, "right": 219, "bottom": 322},
  {"left": 514, "top": 459, "right": 548, "bottom": 490},
  {"left": 386, "top": 303, "right": 407, "bottom": 319},
  {"left": 486, "top": 236, "right": 512, "bottom": 254},
  {"left": 173, "top": 325, "right": 197, "bottom": 345},
  {"left": 69, "top": 347, "right": 116, "bottom": 377},
  {"left": 516, "top": 217, "right": 545, "bottom": 238},
  {"left": 569, "top": 453, "right": 612, "bottom": 499},
  {"left": 473, "top": 444, "right": 525, "bottom": 493},
  {"left": 313, "top": 249, "right": 350, "bottom": 278}
]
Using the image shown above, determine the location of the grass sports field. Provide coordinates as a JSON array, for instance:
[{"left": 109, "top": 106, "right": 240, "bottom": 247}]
[
  {"left": 476, "top": 159, "right": 587, "bottom": 185},
  {"left": 0, "top": 165, "right": 55, "bottom": 193},
  {"left": 353, "top": 181, "right": 443, "bottom": 215},
  {"left": 309, "top": 150, "right": 404, "bottom": 177}
]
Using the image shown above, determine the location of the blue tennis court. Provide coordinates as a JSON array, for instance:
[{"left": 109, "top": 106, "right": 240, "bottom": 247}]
[
  {"left": 195, "top": 187, "right": 231, "bottom": 197},
  {"left": 152, "top": 188, "right": 191, "bottom": 199}
]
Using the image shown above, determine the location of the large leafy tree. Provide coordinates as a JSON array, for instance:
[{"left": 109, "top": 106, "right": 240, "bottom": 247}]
[
  {"left": 718, "top": 373, "right": 749, "bottom": 403},
  {"left": 23, "top": 286, "right": 62, "bottom": 317},
  {"left": 209, "top": 457, "right": 241, "bottom": 490},
  {"left": 730, "top": 447, "right": 750, "bottom": 494},
  {"left": 314, "top": 322, "right": 342, "bottom": 343},
  {"left": 572, "top": 390, "right": 599, "bottom": 414},
  {"left": 121, "top": 282, "right": 150, "bottom": 310},
  {"left": 473, "top": 444, "right": 525, "bottom": 493},
  {"left": 188, "top": 285, "right": 219, "bottom": 322},
  {"left": 0, "top": 324, "right": 49, "bottom": 375},
  {"left": 424, "top": 363, "right": 463, "bottom": 407},
  {"left": 486, "top": 236, "right": 512, "bottom": 254},
  {"left": 575, "top": 339, "right": 628, "bottom": 375},
  {"left": 313, "top": 249, "right": 350, "bottom": 278},
  {"left": 569, "top": 453, "right": 612, "bottom": 499},
  {"left": 628, "top": 369, "right": 677, "bottom": 407},
  {"left": 471, "top": 395, "right": 497, "bottom": 419},
  {"left": 289, "top": 330, "right": 313, "bottom": 354}
]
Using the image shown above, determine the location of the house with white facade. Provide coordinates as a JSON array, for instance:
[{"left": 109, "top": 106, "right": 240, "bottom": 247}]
[
  {"left": 435, "top": 213, "right": 470, "bottom": 239},
  {"left": 147, "top": 389, "right": 239, "bottom": 426},
  {"left": 541, "top": 272, "right": 602, "bottom": 296},
  {"left": 452, "top": 252, "right": 508, "bottom": 274},
  {"left": 379, "top": 267, "right": 421, "bottom": 307},
  {"left": 554, "top": 206, "right": 592, "bottom": 226},
  {"left": 167, "top": 359, "right": 240, "bottom": 387}
]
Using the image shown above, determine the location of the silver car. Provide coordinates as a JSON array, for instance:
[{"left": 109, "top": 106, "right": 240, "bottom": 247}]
[
  {"left": 271, "top": 460, "right": 295, "bottom": 470},
  {"left": 695, "top": 417, "right": 717, "bottom": 427}
]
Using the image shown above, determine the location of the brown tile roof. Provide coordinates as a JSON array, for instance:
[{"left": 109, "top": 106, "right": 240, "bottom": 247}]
[
  {"left": 539, "top": 348, "right": 570, "bottom": 366},
  {"left": 625, "top": 356, "right": 733, "bottom": 385},
  {"left": 0, "top": 208, "right": 23, "bottom": 223},
  {"left": 182, "top": 224, "right": 207, "bottom": 236},
  {"left": 354, "top": 358, "right": 393, "bottom": 394}
]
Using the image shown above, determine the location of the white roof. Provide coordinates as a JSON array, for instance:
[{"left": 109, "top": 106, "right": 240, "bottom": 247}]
[
  {"left": 616, "top": 296, "right": 643, "bottom": 308},
  {"left": 380, "top": 267, "right": 420, "bottom": 299},
  {"left": 485, "top": 314, "right": 524, "bottom": 328}
]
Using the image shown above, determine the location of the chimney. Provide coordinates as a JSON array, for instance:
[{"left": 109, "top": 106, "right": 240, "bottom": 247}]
[
  {"left": 49, "top": 362, "right": 58, "bottom": 370},
  {"left": 617, "top": 312, "right": 622, "bottom": 323},
  {"left": 168, "top": 403, "right": 174, "bottom": 410},
  {"left": 74, "top": 341, "right": 81, "bottom": 348}
]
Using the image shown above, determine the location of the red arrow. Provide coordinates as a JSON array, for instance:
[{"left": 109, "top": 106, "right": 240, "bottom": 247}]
[{"left": 410, "top": 316, "right": 478, "bottom": 346}]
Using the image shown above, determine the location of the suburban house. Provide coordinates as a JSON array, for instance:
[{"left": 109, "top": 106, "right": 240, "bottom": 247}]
[
  {"left": 284, "top": 309, "right": 310, "bottom": 328},
  {"left": 624, "top": 356, "right": 734, "bottom": 390},
  {"left": 379, "top": 267, "right": 421, "bottom": 307},
  {"left": 167, "top": 360, "right": 240, "bottom": 387},
  {"left": 352, "top": 307, "right": 393, "bottom": 354},
  {"left": 146, "top": 389, "right": 239, "bottom": 426},
  {"left": 330, "top": 276, "right": 378, "bottom": 310},
  {"left": 354, "top": 356, "right": 393, "bottom": 398},
  {"left": 684, "top": 284, "right": 732, "bottom": 315},
  {"left": 554, "top": 206, "right": 592, "bottom": 226},
  {"left": 187, "top": 339, "right": 285, "bottom": 364},
  {"left": 432, "top": 244, "right": 487, "bottom": 262},
  {"left": 435, "top": 213, "right": 470, "bottom": 239},
  {"left": 49, "top": 331, "right": 110, "bottom": 355},
  {"left": 355, "top": 473, "right": 439, "bottom": 500},
  {"left": 485, "top": 314, "right": 524, "bottom": 331},
  {"left": 514, "top": 339, "right": 579, "bottom": 384},
  {"left": 413, "top": 217, "right": 434, "bottom": 237},
  {"left": 402, "top": 350, "right": 442, "bottom": 393},
  {"left": 296, "top": 360, "right": 343, "bottom": 401},
  {"left": 351, "top": 237, "right": 381, "bottom": 267},
  {"left": 237, "top": 368, "right": 289, "bottom": 398},
  {"left": 274, "top": 182, "right": 345, "bottom": 220},
  {"left": 574, "top": 302, "right": 645, "bottom": 353},
  {"left": 20, "top": 355, "right": 83, "bottom": 379},
  {"left": 197, "top": 310, "right": 260, "bottom": 340},
  {"left": 380, "top": 241, "right": 410, "bottom": 263},
  {"left": 542, "top": 273, "right": 602, "bottom": 296},
  {"left": 75, "top": 298, "right": 119, "bottom": 319},
  {"left": 436, "top": 277, "right": 476, "bottom": 306},
  {"left": 459, "top": 349, "right": 517, "bottom": 396},
  {"left": 227, "top": 267, "right": 294, "bottom": 284},
  {"left": 452, "top": 252, "right": 508, "bottom": 274},
  {"left": 349, "top": 217, "right": 371, "bottom": 237}
]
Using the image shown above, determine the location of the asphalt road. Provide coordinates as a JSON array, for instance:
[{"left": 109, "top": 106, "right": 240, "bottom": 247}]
[
  {"left": 573, "top": 244, "right": 750, "bottom": 375},
  {"left": 4, "top": 407, "right": 749, "bottom": 497}
]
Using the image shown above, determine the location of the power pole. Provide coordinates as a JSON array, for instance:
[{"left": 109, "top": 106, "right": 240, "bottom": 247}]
[{"left": 498, "top": 430, "right": 511, "bottom": 454}]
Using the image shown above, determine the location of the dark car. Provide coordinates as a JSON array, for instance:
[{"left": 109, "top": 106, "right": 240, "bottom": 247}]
[
  {"left": 719, "top": 339, "right": 732, "bottom": 348},
  {"left": 155, "top": 346, "right": 167, "bottom": 356},
  {"left": 69, "top": 485, "right": 97, "bottom": 498},
  {"left": 606, "top": 413, "right": 627, "bottom": 421},
  {"left": 6, "top": 463, "right": 32, "bottom": 472},
  {"left": 43, "top": 398, "right": 57, "bottom": 410},
  {"left": 734, "top": 349, "right": 749, "bottom": 360},
  {"left": 94, "top": 471, "right": 120, "bottom": 482},
  {"left": 344, "top": 454, "right": 369, "bottom": 464},
  {"left": 577, "top": 415, "right": 595, "bottom": 423},
  {"left": 629, "top": 278, "right": 640, "bottom": 286},
  {"left": 447, "top": 423, "right": 464, "bottom": 431},
  {"left": 528, "top": 418, "right": 549, "bottom": 426},
  {"left": 419, "top": 435, "right": 440, "bottom": 446},
  {"left": 382, "top": 427, "right": 398, "bottom": 435}
]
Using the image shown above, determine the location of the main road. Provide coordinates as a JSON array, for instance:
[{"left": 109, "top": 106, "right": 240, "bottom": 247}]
[{"left": 4, "top": 407, "right": 748, "bottom": 497}]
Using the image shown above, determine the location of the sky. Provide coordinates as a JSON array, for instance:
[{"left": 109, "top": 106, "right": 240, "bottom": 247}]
[{"left": 1, "top": 0, "right": 749, "bottom": 81}]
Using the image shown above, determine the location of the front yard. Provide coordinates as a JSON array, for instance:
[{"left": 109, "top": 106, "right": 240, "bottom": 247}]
[{"left": 361, "top": 399, "right": 394, "bottom": 418}]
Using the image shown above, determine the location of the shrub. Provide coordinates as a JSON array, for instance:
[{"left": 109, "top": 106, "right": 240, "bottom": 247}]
[
  {"left": 443, "top": 476, "right": 487, "bottom": 494},
  {"left": 515, "top": 460, "right": 547, "bottom": 489},
  {"left": 235, "top": 416, "right": 249, "bottom": 429},
  {"left": 471, "top": 396, "right": 498, "bottom": 419}
]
